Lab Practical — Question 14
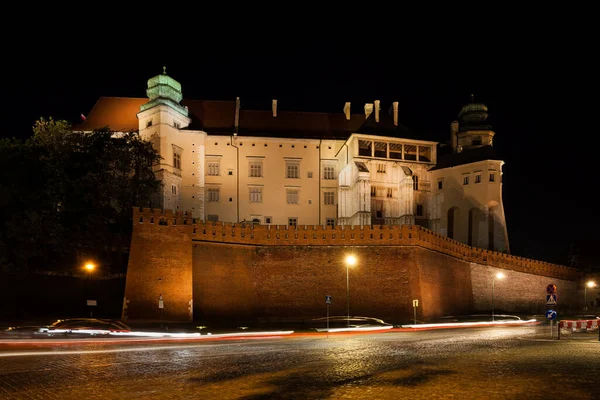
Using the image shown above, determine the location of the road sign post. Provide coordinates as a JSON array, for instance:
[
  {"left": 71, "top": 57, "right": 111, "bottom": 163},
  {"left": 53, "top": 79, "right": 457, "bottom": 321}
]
[
  {"left": 412, "top": 299, "right": 418, "bottom": 325},
  {"left": 545, "top": 284, "right": 558, "bottom": 338}
]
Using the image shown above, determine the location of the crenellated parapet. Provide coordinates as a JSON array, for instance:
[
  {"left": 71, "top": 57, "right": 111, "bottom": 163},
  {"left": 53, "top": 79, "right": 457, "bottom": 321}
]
[
  {"left": 135, "top": 207, "right": 194, "bottom": 226},
  {"left": 132, "top": 207, "right": 580, "bottom": 281}
]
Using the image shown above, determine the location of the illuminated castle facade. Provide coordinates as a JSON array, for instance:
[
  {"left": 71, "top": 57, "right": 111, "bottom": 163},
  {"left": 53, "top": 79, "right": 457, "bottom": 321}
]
[{"left": 77, "top": 70, "right": 510, "bottom": 253}]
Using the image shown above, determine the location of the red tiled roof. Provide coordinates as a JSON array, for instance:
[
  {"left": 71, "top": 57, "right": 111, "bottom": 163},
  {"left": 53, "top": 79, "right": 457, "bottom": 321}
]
[
  {"left": 74, "top": 97, "right": 146, "bottom": 132},
  {"left": 74, "top": 96, "right": 367, "bottom": 138}
]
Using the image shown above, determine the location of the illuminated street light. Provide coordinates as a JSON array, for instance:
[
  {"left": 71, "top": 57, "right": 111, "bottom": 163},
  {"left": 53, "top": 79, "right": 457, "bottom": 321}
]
[
  {"left": 584, "top": 280, "right": 596, "bottom": 311},
  {"left": 345, "top": 255, "right": 357, "bottom": 327},
  {"left": 84, "top": 262, "right": 95, "bottom": 279},
  {"left": 492, "top": 272, "right": 505, "bottom": 322}
]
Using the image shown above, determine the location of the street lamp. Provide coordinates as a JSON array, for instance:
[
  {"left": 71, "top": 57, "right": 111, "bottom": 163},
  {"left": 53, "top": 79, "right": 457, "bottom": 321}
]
[
  {"left": 584, "top": 281, "right": 596, "bottom": 311},
  {"left": 492, "top": 272, "right": 505, "bottom": 321},
  {"left": 345, "top": 255, "right": 357, "bottom": 327},
  {"left": 84, "top": 262, "right": 96, "bottom": 317},
  {"left": 84, "top": 262, "right": 95, "bottom": 280}
]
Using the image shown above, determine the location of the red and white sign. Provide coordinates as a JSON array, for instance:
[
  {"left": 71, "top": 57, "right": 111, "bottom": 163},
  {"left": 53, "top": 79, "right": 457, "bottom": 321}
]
[{"left": 559, "top": 320, "right": 600, "bottom": 330}]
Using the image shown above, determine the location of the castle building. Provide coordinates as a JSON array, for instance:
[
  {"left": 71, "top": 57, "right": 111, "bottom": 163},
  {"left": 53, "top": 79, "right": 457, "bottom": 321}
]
[{"left": 77, "top": 69, "right": 509, "bottom": 253}]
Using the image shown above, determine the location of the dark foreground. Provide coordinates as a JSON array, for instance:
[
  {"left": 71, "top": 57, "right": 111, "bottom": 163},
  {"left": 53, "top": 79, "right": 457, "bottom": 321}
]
[{"left": 0, "top": 325, "right": 598, "bottom": 399}]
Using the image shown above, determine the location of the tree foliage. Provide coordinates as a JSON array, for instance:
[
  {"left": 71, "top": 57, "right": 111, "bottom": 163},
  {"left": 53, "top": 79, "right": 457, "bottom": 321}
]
[{"left": 0, "top": 118, "right": 161, "bottom": 273}]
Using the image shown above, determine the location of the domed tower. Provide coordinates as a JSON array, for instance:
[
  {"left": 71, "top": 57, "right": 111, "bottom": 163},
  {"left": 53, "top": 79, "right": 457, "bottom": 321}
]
[
  {"left": 451, "top": 94, "right": 495, "bottom": 153},
  {"left": 137, "top": 67, "right": 192, "bottom": 211}
]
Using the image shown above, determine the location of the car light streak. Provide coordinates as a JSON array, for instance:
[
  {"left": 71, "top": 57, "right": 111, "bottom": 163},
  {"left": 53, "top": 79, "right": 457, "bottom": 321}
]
[
  {"left": 401, "top": 319, "right": 538, "bottom": 329},
  {"left": 315, "top": 326, "right": 394, "bottom": 333}
]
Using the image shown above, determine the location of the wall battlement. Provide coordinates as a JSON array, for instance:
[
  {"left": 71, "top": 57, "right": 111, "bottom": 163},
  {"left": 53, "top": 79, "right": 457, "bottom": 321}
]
[{"left": 133, "top": 207, "right": 579, "bottom": 281}]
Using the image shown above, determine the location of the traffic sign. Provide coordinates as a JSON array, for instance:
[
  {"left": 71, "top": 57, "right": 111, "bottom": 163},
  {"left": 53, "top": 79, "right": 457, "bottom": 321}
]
[
  {"left": 546, "top": 284, "right": 556, "bottom": 294},
  {"left": 325, "top": 295, "right": 332, "bottom": 304},
  {"left": 546, "top": 294, "right": 557, "bottom": 306},
  {"left": 546, "top": 309, "right": 557, "bottom": 320}
]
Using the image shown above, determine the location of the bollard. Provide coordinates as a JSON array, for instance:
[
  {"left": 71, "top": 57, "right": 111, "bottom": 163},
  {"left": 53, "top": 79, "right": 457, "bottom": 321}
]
[{"left": 557, "top": 321, "right": 561, "bottom": 340}]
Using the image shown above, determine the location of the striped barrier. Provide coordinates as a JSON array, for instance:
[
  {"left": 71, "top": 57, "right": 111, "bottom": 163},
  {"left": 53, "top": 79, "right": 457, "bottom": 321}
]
[{"left": 557, "top": 319, "right": 600, "bottom": 340}]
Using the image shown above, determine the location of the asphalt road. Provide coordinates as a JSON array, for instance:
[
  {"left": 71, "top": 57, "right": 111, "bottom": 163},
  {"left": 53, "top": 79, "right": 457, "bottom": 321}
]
[{"left": 0, "top": 326, "right": 598, "bottom": 399}]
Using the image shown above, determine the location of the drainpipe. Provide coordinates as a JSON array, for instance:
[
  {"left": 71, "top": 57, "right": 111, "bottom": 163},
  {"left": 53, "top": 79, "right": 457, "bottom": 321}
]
[
  {"left": 230, "top": 97, "right": 240, "bottom": 223},
  {"left": 319, "top": 139, "right": 322, "bottom": 225}
]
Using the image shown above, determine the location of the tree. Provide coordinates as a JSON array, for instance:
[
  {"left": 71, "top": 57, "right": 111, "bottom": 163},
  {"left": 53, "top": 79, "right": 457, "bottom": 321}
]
[{"left": 0, "top": 118, "right": 161, "bottom": 273}]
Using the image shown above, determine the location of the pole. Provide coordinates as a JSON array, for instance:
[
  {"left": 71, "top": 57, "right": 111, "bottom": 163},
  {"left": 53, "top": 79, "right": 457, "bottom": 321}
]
[
  {"left": 413, "top": 304, "right": 417, "bottom": 325},
  {"left": 346, "top": 263, "right": 350, "bottom": 328},
  {"left": 492, "top": 277, "right": 495, "bottom": 322},
  {"left": 327, "top": 303, "right": 329, "bottom": 331},
  {"left": 584, "top": 285, "right": 587, "bottom": 311},
  {"left": 550, "top": 319, "right": 553, "bottom": 338}
]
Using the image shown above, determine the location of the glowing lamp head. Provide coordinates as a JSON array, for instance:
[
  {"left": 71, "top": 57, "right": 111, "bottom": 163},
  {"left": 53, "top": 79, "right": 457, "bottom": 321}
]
[
  {"left": 495, "top": 272, "right": 505, "bottom": 280},
  {"left": 345, "top": 255, "right": 357, "bottom": 266},
  {"left": 85, "top": 263, "right": 95, "bottom": 271},
  {"left": 587, "top": 281, "right": 596, "bottom": 288}
]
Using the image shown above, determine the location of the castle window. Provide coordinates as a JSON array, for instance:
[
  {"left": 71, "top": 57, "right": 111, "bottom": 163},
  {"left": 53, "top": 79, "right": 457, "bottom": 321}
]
[
  {"left": 438, "top": 179, "right": 444, "bottom": 189},
  {"left": 324, "top": 191, "right": 335, "bottom": 205},
  {"left": 475, "top": 174, "right": 482, "bottom": 183},
  {"left": 472, "top": 136, "right": 482, "bottom": 146},
  {"left": 358, "top": 140, "right": 372, "bottom": 157},
  {"left": 249, "top": 187, "right": 262, "bottom": 203},
  {"left": 286, "top": 189, "right": 299, "bottom": 204},
  {"left": 416, "top": 204, "right": 423, "bottom": 216},
  {"left": 173, "top": 153, "right": 181, "bottom": 170},
  {"left": 173, "top": 121, "right": 181, "bottom": 129},
  {"left": 264, "top": 216, "right": 272, "bottom": 224},
  {"left": 285, "top": 160, "right": 299, "bottom": 179},
  {"left": 374, "top": 141, "right": 387, "bottom": 158},
  {"left": 146, "top": 120, "right": 152, "bottom": 128},
  {"left": 207, "top": 214, "right": 218, "bottom": 222},
  {"left": 387, "top": 188, "right": 393, "bottom": 198},
  {"left": 207, "top": 188, "right": 220, "bottom": 202},
  {"left": 489, "top": 173, "right": 496, "bottom": 182},
  {"left": 371, "top": 186, "right": 377, "bottom": 197},
  {"left": 377, "top": 163, "right": 386, "bottom": 173},
  {"left": 171, "top": 184, "right": 177, "bottom": 195},
  {"left": 288, "top": 217, "right": 297, "bottom": 227},
  {"left": 307, "top": 172, "right": 313, "bottom": 178},
  {"left": 323, "top": 165, "right": 335, "bottom": 179},
  {"left": 326, "top": 218, "right": 336, "bottom": 227},
  {"left": 389, "top": 143, "right": 402, "bottom": 160},
  {"left": 207, "top": 161, "right": 220, "bottom": 176},
  {"left": 463, "top": 176, "right": 469, "bottom": 185},
  {"left": 413, "top": 175, "right": 419, "bottom": 191},
  {"left": 249, "top": 161, "right": 263, "bottom": 177}
]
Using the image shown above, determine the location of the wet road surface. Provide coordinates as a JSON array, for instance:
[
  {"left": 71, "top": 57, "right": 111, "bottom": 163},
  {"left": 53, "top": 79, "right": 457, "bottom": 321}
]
[{"left": 0, "top": 326, "right": 598, "bottom": 399}]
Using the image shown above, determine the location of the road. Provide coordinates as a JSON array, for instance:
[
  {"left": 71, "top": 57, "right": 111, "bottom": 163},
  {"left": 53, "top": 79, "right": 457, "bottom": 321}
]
[{"left": 0, "top": 326, "right": 598, "bottom": 399}]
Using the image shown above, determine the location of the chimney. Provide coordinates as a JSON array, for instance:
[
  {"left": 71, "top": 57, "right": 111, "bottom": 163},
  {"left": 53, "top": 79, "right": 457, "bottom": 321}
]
[
  {"left": 343, "top": 102, "right": 351, "bottom": 120},
  {"left": 392, "top": 102, "right": 399, "bottom": 126},
  {"left": 272, "top": 99, "right": 277, "bottom": 117},
  {"left": 374, "top": 100, "right": 381, "bottom": 123},
  {"left": 451, "top": 120, "right": 459, "bottom": 153},
  {"left": 364, "top": 103, "right": 373, "bottom": 119},
  {"left": 234, "top": 97, "right": 240, "bottom": 135}
]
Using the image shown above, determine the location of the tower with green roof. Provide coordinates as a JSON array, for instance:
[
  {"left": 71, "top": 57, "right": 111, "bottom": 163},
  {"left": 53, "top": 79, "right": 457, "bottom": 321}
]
[{"left": 137, "top": 67, "right": 200, "bottom": 213}]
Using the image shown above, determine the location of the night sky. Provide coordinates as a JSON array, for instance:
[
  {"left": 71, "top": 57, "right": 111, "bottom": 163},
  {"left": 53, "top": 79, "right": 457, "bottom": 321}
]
[{"left": 3, "top": 29, "right": 596, "bottom": 268}]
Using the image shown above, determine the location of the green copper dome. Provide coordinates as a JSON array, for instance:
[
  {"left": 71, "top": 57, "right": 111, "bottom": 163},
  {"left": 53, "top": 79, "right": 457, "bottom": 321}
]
[
  {"left": 458, "top": 94, "right": 491, "bottom": 132},
  {"left": 140, "top": 67, "right": 188, "bottom": 117}
]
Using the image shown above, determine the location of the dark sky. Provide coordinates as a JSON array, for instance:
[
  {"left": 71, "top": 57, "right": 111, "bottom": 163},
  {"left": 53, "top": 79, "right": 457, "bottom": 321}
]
[{"left": 3, "top": 27, "right": 597, "bottom": 267}]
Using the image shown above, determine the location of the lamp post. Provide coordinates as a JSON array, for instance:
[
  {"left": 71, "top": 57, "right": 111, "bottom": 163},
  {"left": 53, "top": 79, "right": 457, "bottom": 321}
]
[
  {"left": 492, "top": 272, "right": 505, "bottom": 322},
  {"left": 84, "top": 262, "right": 95, "bottom": 317},
  {"left": 584, "top": 281, "right": 596, "bottom": 311},
  {"left": 345, "top": 255, "right": 357, "bottom": 327}
]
